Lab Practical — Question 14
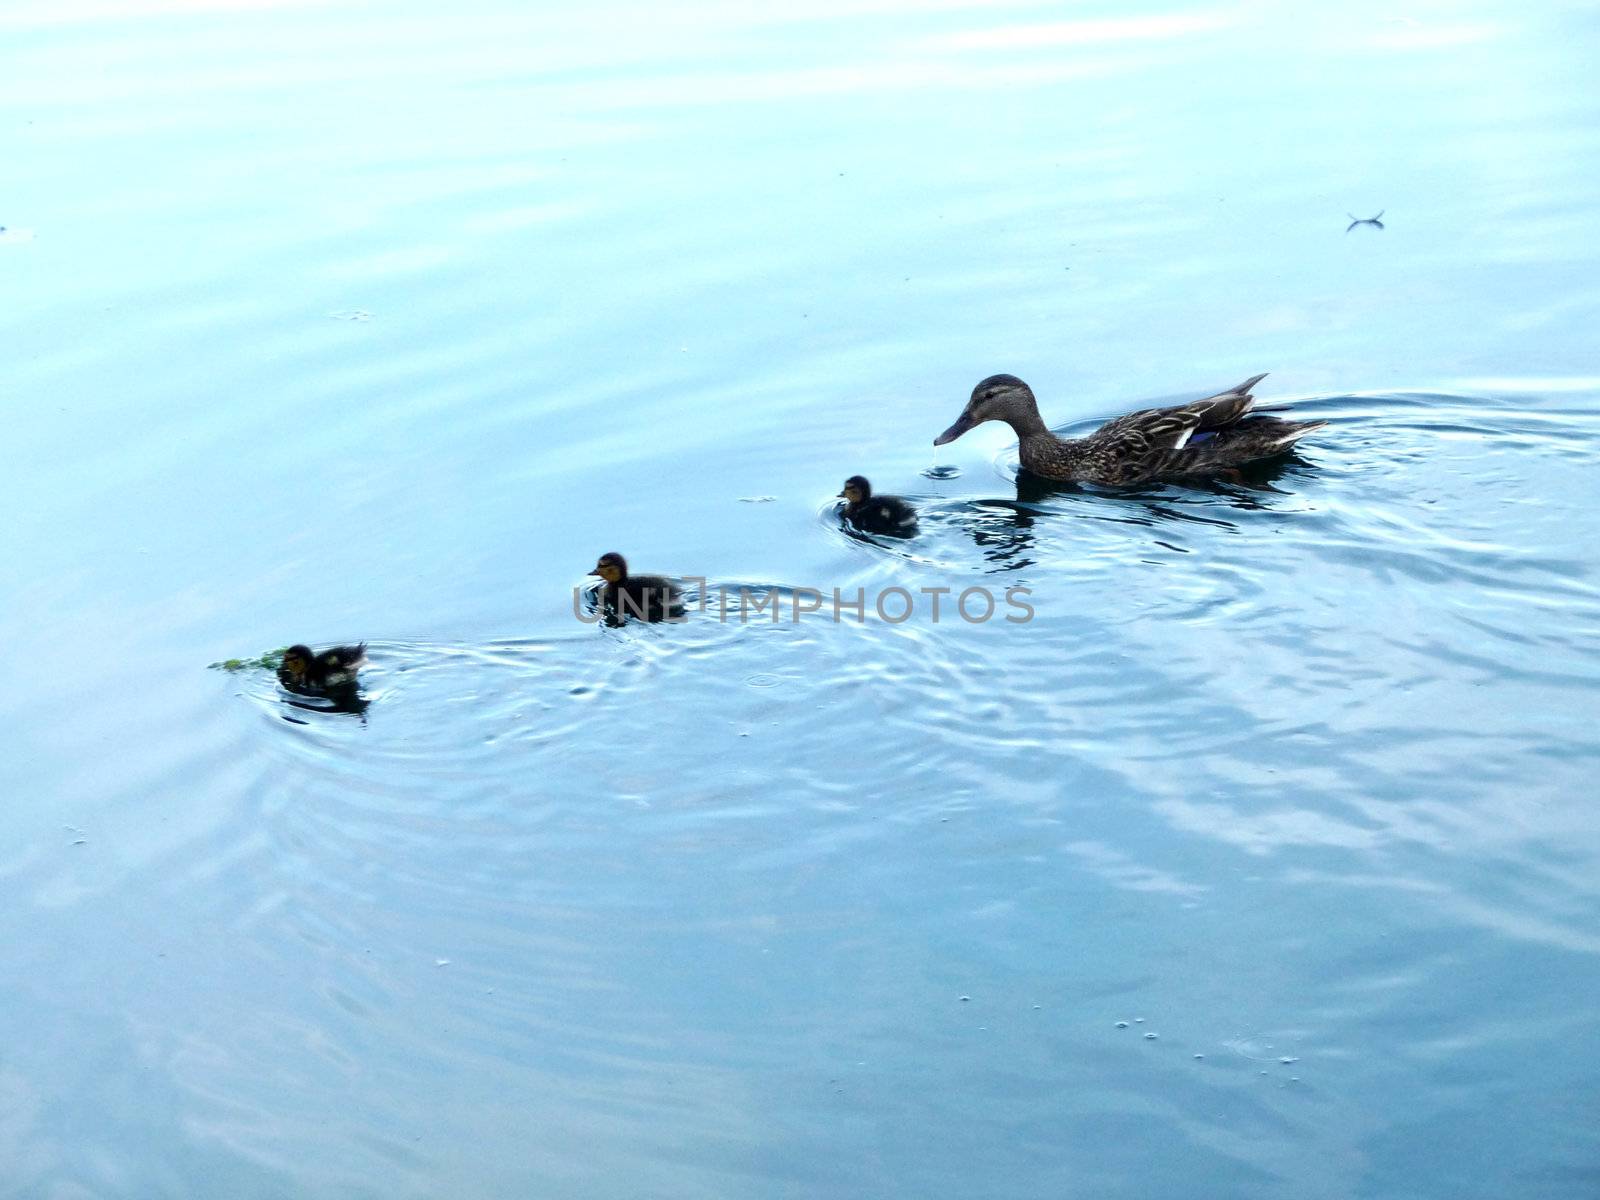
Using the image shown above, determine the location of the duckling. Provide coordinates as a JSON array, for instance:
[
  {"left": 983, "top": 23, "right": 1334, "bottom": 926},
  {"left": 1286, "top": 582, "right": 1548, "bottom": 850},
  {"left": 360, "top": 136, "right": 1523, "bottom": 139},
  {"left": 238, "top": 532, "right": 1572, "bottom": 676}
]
[
  {"left": 935, "top": 373, "right": 1326, "bottom": 486},
  {"left": 278, "top": 643, "right": 366, "bottom": 693},
  {"left": 590, "top": 553, "right": 685, "bottom": 622},
  {"left": 838, "top": 476, "right": 918, "bottom": 536}
]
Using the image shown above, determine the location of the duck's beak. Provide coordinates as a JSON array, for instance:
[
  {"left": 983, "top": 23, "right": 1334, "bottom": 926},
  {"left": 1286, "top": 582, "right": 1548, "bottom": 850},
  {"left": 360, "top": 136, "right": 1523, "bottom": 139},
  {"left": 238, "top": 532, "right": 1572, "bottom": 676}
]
[
  {"left": 589, "top": 565, "right": 603, "bottom": 576},
  {"left": 934, "top": 410, "right": 977, "bottom": 446}
]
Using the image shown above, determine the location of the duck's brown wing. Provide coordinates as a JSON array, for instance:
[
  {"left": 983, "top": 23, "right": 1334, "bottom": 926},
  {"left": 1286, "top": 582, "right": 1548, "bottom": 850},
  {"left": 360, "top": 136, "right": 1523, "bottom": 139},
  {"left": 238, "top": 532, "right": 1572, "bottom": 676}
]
[
  {"left": 1149, "top": 415, "right": 1327, "bottom": 477},
  {"left": 1093, "top": 373, "right": 1269, "bottom": 449},
  {"left": 1072, "top": 374, "right": 1272, "bottom": 482}
]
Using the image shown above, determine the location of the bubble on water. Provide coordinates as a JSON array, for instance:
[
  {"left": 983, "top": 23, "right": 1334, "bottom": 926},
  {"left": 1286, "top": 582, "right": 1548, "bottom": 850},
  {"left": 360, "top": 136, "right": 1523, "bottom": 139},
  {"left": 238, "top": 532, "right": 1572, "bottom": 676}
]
[
  {"left": 329, "top": 308, "right": 372, "bottom": 321},
  {"left": 1133, "top": 1017, "right": 1145, "bottom": 1023},
  {"left": 738, "top": 496, "right": 776, "bottom": 503},
  {"left": 1115, "top": 1021, "right": 1129, "bottom": 1029},
  {"left": 1279, "top": 1056, "right": 1299, "bottom": 1064},
  {"left": 745, "top": 674, "right": 783, "bottom": 688},
  {"left": 1143, "top": 1032, "right": 1158, "bottom": 1040},
  {"left": 959, "top": 995, "right": 971, "bottom": 1002},
  {"left": 922, "top": 465, "right": 962, "bottom": 480},
  {"left": 1193, "top": 1054, "right": 1205, "bottom": 1060}
]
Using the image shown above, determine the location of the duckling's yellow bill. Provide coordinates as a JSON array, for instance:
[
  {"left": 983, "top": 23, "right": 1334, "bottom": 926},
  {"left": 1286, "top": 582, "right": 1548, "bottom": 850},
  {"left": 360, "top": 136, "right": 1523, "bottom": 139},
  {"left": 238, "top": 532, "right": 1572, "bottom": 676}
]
[{"left": 934, "top": 411, "right": 977, "bottom": 446}]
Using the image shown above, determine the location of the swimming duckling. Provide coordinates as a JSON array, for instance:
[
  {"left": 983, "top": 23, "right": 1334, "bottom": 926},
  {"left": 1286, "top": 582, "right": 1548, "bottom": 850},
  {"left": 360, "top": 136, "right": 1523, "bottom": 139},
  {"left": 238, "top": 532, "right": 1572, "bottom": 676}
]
[
  {"left": 838, "top": 476, "right": 918, "bottom": 536},
  {"left": 590, "top": 552, "right": 685, "bottom": 622},
  {"left": 278, "top": 643, "right": 366, "bottom": 693},
  {"left": 935, "top": 373, "right": 1326, "bottom": 486}
]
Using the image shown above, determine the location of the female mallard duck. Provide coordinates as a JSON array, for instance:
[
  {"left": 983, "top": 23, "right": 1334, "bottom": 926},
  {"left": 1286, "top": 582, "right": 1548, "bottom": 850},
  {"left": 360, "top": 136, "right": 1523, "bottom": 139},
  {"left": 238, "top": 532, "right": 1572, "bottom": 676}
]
[
  {"left": 838, "top": 476, "right": 918, "bottom": 536},
  {"left": 934, "top": 373, "right": 1325, "bottom": 485},
  {"left": 591, "top": 553, "right": 685, "bottom": 622},
  {"left": 278, "top": 643, "right": 366, "bottom": 692}
]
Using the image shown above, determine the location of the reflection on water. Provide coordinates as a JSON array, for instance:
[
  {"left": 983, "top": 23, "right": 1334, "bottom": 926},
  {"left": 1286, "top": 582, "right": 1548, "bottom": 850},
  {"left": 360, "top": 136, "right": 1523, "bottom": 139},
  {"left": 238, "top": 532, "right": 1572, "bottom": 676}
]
[
  {"left": 4, "top": 0, "right": 1600, "bottom": 1196},
  {"left": 279, "top": 688, "right": 370, "bottom": 722}
]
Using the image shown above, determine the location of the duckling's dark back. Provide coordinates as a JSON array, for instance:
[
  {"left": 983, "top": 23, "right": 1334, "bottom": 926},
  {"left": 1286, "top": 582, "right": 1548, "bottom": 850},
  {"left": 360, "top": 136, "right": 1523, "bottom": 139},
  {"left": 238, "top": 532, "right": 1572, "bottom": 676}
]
[{"left": 844, "top": 491, "right": 919, "bottom": 536}]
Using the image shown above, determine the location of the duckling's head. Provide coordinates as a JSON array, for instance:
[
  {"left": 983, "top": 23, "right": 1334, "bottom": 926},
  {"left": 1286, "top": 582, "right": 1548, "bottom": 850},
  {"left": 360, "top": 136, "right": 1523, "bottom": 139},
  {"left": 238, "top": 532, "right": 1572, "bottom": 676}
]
[
  {"left": 838, "top": 476, "right": 871, "bottom": 506},
  {"left": 935, "top": 374, "right": 1038, "bottom": 445},
  {"left": 591, "top": 553, "right": 628, "bottom": 585},
  {"left": 281, "top": 645, "right": 313, "bottom": 680}
]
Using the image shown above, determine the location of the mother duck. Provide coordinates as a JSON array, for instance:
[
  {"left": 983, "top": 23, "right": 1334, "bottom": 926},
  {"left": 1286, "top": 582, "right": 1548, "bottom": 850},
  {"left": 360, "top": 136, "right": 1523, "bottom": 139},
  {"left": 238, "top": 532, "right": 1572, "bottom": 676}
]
[{"left": 934, "top": 373, "right": 1325, "bottom": 486}]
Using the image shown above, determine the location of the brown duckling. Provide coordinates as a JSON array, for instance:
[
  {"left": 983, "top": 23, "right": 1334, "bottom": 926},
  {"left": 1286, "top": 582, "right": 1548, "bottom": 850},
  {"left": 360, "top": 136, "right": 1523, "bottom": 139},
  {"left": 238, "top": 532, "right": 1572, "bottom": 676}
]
[
  {"left": 278, "top": 643, "right": 366, "bottom": 693},
  {"left": 590, "top": 553, "right": 685, "bottom": 622},
  {"left": 935, "top": 373, "right": 1326, "bottom": 485},
  {"left": 838, "top": 476, "right": 918, "bottom": 536}
]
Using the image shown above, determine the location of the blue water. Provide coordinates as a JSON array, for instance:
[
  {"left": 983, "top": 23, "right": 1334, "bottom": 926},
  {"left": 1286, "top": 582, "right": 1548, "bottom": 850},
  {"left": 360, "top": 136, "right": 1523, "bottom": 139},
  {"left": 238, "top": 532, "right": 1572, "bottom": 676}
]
[{"left": 4, "top": 1, "right": 1600, "bottom": 1196}]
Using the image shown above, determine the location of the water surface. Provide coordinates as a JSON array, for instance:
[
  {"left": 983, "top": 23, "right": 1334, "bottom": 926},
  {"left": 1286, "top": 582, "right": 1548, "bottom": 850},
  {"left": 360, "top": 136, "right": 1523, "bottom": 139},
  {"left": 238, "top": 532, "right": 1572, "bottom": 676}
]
[{"left": 4, "top": 1, "right": 1600, "bottom": 1196}]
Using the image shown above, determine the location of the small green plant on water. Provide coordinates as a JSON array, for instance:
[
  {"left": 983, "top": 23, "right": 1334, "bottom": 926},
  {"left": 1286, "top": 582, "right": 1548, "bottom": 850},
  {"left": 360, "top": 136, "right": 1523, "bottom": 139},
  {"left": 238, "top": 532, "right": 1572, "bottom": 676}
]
[{"left": 209, "top": 647, "right": 290, "bottom": 672}]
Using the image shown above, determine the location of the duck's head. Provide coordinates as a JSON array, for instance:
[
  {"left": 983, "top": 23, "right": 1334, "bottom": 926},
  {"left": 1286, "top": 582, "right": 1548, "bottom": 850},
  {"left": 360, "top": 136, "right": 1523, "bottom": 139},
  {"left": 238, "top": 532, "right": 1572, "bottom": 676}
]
[
  {"left": 838, "top": 475, "right": 871, "bottom": 507},
  {"left": 590, "top": 553, "right": 628, "bottom": 585},
  {"left": 935, "top": 374, "right": 1037, "bottom": 445},
  {"left": 281, "top": 645, "right": 313, "bottom": 680}
]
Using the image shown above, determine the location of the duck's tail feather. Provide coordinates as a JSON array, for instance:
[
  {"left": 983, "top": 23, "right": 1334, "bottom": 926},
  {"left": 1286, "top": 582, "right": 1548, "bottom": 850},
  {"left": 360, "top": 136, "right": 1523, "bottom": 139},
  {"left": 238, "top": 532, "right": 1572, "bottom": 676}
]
[
  {"left": 1195, "top": 372, "right": 1270, "bottom": 429},
  {"left": 1268, "top": 420, "right": 1328, "bottom": 448},
  {"left": 1226, "top": 372, "right": 1270, "bottom": 396}
]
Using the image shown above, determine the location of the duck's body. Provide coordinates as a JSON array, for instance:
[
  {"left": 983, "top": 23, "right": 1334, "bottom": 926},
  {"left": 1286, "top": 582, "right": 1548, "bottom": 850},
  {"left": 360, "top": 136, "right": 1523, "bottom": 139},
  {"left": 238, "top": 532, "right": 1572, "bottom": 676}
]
[
  {"left": 838, "top": 476, "right": 918, "bottom": 536},
  {"left": 591, "top": 553, "right": 684, "bottom": 623},
  {"left": 278, "top": 643, "right": 366, "bottom": 693},
  {"left": 936, "top": 373, "right": 1325, "bottom": 486}
]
